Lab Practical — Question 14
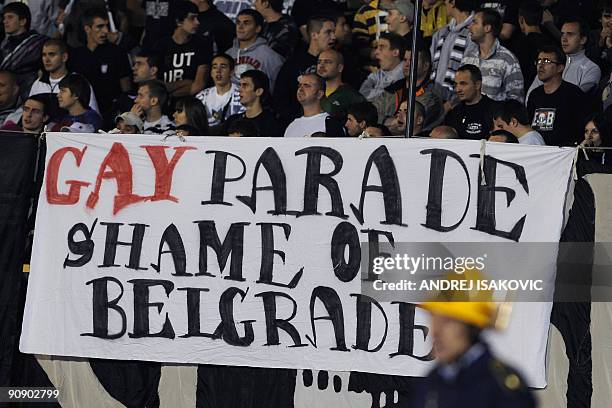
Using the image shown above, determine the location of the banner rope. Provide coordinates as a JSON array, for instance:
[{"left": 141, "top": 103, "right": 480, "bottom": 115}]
[{"left": 479, "top": 139, "right": 487, "bottom": 186}]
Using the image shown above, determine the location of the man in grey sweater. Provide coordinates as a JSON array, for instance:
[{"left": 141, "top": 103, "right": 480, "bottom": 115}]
[
  {"left": 359, "top": 32, "right": 405, "bottom": 101},
  {"left": 226, "top": 8, "right": 283, "bottom": 92}
]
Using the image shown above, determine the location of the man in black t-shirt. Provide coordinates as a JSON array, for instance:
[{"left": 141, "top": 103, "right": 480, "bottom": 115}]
[
  {"left": 445, "top": 64, "right": 498, "bottom": 140},
  {"left": 224, "top": 69, "right": 283, "bottom": 137},
  {"left": 69, "top": 8, "right": 131, "bottom": 118},
  {"left": 159, "top": 0, "right": 212, "bottom": 98},
  {"left": 527, "top": 46, "right": 589, "bottom": 146},
  {"left": 516, "top": 3, "right": 556, "bottom": 91}
]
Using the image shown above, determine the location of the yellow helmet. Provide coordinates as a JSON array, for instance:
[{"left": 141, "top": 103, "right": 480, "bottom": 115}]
[{"left": 421, "top": 269, "right": 499, "bottom": 329}]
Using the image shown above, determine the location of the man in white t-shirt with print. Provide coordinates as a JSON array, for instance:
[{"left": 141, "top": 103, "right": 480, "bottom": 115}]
[
  {"left": 284, "top": 73, "right": 335, "bottom": 137},
  {"left": 196, "top": 53, "right": 244, "bottom": 129},
  {"left": 492, "top": 99, "right": 545, "bottom": 145}
]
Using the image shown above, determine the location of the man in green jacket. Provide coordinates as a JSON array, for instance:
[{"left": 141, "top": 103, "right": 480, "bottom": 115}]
[{"left": 317, "top": 49, "right": 365, "bottom": 120}]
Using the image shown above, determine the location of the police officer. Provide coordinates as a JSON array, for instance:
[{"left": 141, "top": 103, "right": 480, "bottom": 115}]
[{"left": 408, "top": 270, "right": 537, "bottom": 408}]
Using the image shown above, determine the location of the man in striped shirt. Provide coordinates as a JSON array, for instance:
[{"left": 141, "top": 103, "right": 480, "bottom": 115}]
[
  {"left": 429, "top": 0, "right": 476, "bottom": 103},
  {"left": 461, "top": 9, "right": 524, "bottom": 102},
  {"left": 353, "top": 0, "right": 388, "bottom": 42}
]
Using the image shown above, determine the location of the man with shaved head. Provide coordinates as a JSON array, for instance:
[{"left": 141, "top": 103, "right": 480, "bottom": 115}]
[
  {"left": 284, "top": 72, "right": 344, "bottom": 137},
  {"left": 430, "top": 125, "right": 459, "bottom": 139},
  {"left": 317, "top": 48, "right": 364, "bottom": 119}
]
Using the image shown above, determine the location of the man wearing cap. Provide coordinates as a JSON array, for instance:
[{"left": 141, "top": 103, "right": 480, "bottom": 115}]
[
  {"left": 408, "top": 270, "right": 536, "bottom": 408},
  {"left": 383, "top": 0, "right": 426, "bottom": 51},
  {"left": 114, "top": 112, "right": 144, "bottom": 134}
]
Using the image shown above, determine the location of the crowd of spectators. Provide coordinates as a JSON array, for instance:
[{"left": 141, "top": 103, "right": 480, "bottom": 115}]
[{"left": 0, "top": 0, "right": 610, "bottom": 159}]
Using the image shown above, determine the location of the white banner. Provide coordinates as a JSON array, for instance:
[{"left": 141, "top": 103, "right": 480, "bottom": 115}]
[{"left": 20, "top": 133, "right": 576, "bottom": 387}]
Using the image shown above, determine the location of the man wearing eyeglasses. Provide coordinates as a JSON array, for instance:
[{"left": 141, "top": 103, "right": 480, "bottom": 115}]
[
  {"left": 526, "top": 18, "right": 601, "bottom": 98},
  {"left": 526, "top": 45, "right": 589, "bottom": 146}
]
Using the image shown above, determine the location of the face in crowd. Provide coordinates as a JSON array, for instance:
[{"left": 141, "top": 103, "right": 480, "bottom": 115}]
[
  {"left": 132, "top": 56, "right": 157, "bottom": 84},
  {"left": 296, "top": 74, "right": 322, "bottom": 106},
  {"left": 535, "top": 51, "right": 564, "bottom": 82},
  {"left": 85, "top": 17, "right": 110, "bottom": 45},
  {"left": 583, "top": 121, "right": 602, "bottom": 148},
  {"left": 395, "top": 100, "right": 408, "bottom": 133},
  {"left": 316, "top": 50, "right": 342, "bottom": 80},
  {"left": 454, "top": 70, "right": 480, "bottom": 103},
  {"left": 345, "top": 113, "right": 365, "bottom": 137},
  {"left": 469, "top": 12, "right": 488, "bottom": 43},
  {"left": 173, "top": 105, "right": 188, "bottom": 126},
  {"left": 134, "top": 85, "right": 155, "bottom": 113},
  {"left": 3, "top": 11, "right": 25, "bottom": 35},
  {"left": 375, "top": 38, "right": 400, "bottom": 71},
  {"left": 116, "top": 119, "right": 139, "bottom": 134},
  {"left": 560, "top": 22, "right": 586, "bottom": 55},
  {"left": 236, "top": 14, "right": 260, "bottom": 43},
  {"left": 386, "top": 9, "right": 407, "bottom": 33},
  {"left": 238, "top": 77, "right": 262, "bottom": 106},
  {"left": 178, "top": 12, "right": 200, "bottom": 35},
  {"left": 312, "top": 21, "right": 336, "bottom": 52},
  {"left": 211, "top": 56, "right": 233, "bottom": 88},
  {"left": 22, "top": 99, "right": 48, "bottom": 132},
  {"left": 334, "top": 16, "right": 352, "bottom": 46},
  {"left": 42, "top": 44, "right": 67, "bottom": 74},
  {"left": 0, "top": 72, "right": 18, "bottom": 109}
]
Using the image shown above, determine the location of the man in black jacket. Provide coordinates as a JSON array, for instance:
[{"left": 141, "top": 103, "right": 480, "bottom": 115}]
[{"left": 192, "top": 0, "right": 236, "bottom": 53}]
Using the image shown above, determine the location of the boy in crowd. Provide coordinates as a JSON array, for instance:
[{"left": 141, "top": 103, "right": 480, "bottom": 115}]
[
  {"left": 224, "top": 69, "right": 282, "bottom": 137},
  {"left": 360, "top": 33, "right": 405, "bottom": 101},
  {"left": 53, "top": 73, "right": 102, "bottom": 132},
  {"left": 159, "top": 0, "right": 212, "bottom": 97},
  {"left": 197, "top": 53, "right": 244, "bottom": 130},
  {"left": 493, "top": 100, "right": 546, "bottom": 145}
]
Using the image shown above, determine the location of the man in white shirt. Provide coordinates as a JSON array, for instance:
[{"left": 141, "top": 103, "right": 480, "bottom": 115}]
[
  {"left": 29, "top": 38, "right": 100, "bottom": 113},
  {"left": 284, "top": 73, "right": 330, "bottom": 137},
  {"left": 492, "top": 99, "right": 545, "bottom": 145},
  {"left": 196, "top": 53, "right": 244, "bottom": 128},
  {"left": 131, "top": 80, "right": 176, "bottom": 135}
]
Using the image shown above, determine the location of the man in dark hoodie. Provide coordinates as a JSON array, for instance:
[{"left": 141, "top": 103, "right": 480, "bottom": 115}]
[
  {"left": 0, "top": 2, "right": 47, "bottom": 101},
  {"left": 254, "top": 0, "right": 299, "bottom": 59},
  {"left": 192, "top": 0, "right": 236, "bottom": 53},
  {"left": 226, "top": 9, "right": 284, "bottom": 92}
]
